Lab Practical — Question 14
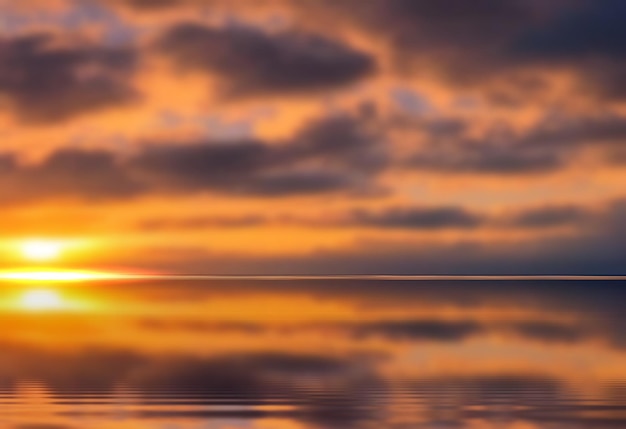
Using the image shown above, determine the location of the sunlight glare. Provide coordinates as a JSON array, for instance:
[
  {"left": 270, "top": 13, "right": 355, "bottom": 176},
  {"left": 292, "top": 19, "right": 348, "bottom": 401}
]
[
  {"left": 20, "top": 289, "right": 64, "bottom": 311},
  {"left": 21, "top": 240, "right": 63, "bottom": 262},
  {"left": 0, "top": 270, "right": 131, "bottom": 282}
]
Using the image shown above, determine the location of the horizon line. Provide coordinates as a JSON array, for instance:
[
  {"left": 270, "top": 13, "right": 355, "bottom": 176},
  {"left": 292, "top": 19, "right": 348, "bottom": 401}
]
[
  {"left": 1, "top": 270, "right": 625, "bottom": 282},
  {"left": 122, "top": 274, "right": 626, "bottom": 281}
]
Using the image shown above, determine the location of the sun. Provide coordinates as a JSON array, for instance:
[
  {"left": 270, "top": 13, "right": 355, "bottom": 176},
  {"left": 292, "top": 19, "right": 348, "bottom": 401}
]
[
  {"left": 20, "top": 289, "right": 64, "bottom": 311},
  {"left": 21, "top": 240, "right": 63, "bottom": 262}
]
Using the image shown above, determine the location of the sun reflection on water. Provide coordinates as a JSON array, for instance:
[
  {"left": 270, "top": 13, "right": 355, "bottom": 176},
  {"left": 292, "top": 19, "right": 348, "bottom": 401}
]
[{"left": 0, "top": 269, "right": 127, "bottom": 282}]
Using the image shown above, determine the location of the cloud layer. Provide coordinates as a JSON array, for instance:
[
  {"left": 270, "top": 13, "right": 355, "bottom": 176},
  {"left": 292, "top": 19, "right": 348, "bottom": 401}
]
[{"left": 0, "top": 0, "right": 625, "bottom": 274}]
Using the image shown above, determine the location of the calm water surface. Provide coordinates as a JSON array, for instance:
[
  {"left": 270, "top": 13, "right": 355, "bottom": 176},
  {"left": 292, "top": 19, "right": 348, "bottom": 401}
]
[{"left": 0, "top": 278, "right": 625, "bottom": 428}]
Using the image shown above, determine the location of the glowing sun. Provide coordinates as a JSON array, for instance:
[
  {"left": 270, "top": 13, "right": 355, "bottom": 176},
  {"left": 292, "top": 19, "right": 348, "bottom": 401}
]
[
  {"left": 20, "top": 289, "right": 64, "bottom": 311},
  {"left": 21, "top": 240, "right": 63, "bottom": 262}
]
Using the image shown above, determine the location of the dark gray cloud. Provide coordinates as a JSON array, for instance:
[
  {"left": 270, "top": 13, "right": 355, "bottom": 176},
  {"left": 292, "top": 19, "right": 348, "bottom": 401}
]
[
  {"left": 524, "top": 114, "right": 626, "bottom": 149},
  {"left": 409, "top": 139, "right": 564, "bottom": 175},
  {"left": 166, "top": 206, "right": 626, "bottom": 275},
  {"left": 0, "top": 115, "right": 385, "bottom": 202},
  {"left": 509, "top": 205, "right": 593, "bottom": 228},
  {"left": 0, "top": 149, "right": 143, "bottom": 203},
  {"left": 303, "top": 0, "right": 532, "bottom": 52},
  {"left": 510, "top": 1, "right": 626, "bottom": 99},
  {"left": 129, "top": 138, "right": 358, "bottom": 196},
  {"left": 347, "top": 207, "right": 484, "bottom": 229},
  {"left": 134, "top": 203, "right": 601, "bottom": 232},
  {"left": 353, "top": 320, "right": 483, "bottom": 341},
  {"left": 112, "top": 0, "right": 258, "bottom": 12},
  {"left": 156, "top": 22, "right": 376, "bottom": 97},
  {"left": 99, "top": 1, "right": 626, "bottom": 101},
  {"left": 129, "top": 115, "right": 385, "bottom": 197},
  {"left": 103, "top": 198, "right": 626, "bottom": 276},
  {"left": 0, "top": 33, "right": 137, "bottom": 124},
  {"left": 289, "top": 0, "right": 626, "bottom": 100},
  {"left": 129, "top": 140, "right": 272, "bottom": 192},
  {"left": 512, "top": 1, "right": 626, "bottom": 61},
  {"left": 121, "top": 0, "right": 182, "bottom": 9},
  {"left": 401, "top": 117, "right": 563, "bottom": 175},
  {"left": 291, "top": 0, "right": 544, "bottom": 87},
  {"left": 408, "top": 113, "right": 626, "bottom": 175}
]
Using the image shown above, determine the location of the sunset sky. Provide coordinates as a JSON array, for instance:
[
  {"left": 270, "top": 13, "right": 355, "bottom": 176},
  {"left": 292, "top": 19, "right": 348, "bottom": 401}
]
[{"left": 1, "top": 0, "right": 626, "bottom": 274}]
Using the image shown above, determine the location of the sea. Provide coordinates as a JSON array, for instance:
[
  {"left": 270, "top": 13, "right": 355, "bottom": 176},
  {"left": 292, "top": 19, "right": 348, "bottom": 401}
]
[{"left": 0, "top": 277, "right": 625, "bottom": 428}]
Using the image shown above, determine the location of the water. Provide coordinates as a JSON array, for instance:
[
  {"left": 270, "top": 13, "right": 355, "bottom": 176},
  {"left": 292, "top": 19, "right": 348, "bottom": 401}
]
[{"left": 0, "top": 278, "right": 625, "bottom": 428}]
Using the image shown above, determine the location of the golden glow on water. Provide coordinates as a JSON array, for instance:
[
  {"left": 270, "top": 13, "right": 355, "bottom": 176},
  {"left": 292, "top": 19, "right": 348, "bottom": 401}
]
[
  {"left": 20, "top": 289, "right": 64, "bottom": 311},
  {"left": 7, "top": 287, "right": 97, "bottom": 313}
]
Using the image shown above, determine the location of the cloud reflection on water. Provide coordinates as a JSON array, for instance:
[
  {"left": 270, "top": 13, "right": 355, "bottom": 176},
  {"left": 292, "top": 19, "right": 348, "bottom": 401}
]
[{"left": 0, "top": 278, "right": 624, "bottom": 428}]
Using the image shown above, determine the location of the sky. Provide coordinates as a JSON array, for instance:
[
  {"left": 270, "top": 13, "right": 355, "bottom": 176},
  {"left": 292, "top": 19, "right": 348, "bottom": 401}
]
[{"left": 1, "top": 0, "right": 626, "bottom": 275}]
